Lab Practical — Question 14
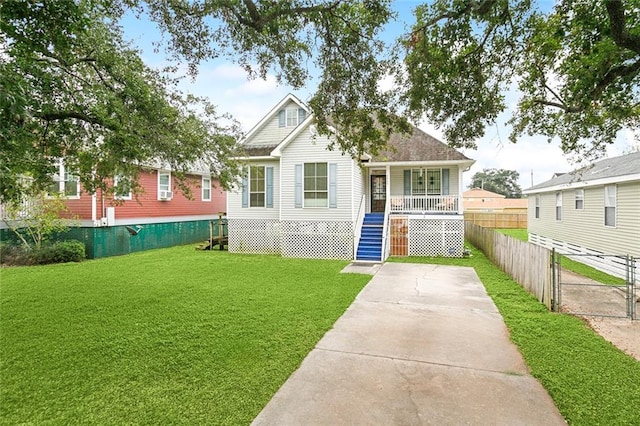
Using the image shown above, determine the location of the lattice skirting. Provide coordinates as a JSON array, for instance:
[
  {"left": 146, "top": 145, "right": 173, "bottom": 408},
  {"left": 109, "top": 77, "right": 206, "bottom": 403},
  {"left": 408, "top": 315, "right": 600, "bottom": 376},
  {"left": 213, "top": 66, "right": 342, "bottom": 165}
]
[
  {"left": 228, "top": 219, "right": 281, "bottom": 254},
  {"left": 408, "top": 218, "right": 464, "bottom": 257},
  {"left": 228, "top": 219, "right": 353, "bottom": 260},
  {"left": 280, "top": 221, "right": 353, "bottom": 260}
]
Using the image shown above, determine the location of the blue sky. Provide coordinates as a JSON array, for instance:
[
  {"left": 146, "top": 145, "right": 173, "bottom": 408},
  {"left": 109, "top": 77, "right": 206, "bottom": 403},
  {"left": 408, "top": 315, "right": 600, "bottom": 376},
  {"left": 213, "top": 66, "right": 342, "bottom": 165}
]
[{"left": 120, "top": 1, "right": 633, "bottom": 191}]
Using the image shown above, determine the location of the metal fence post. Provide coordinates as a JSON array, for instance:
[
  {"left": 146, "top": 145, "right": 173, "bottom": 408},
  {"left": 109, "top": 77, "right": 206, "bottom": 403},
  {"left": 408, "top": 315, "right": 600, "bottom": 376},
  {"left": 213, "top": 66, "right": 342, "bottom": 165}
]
[{"left": 551, "top": 248, "right": 557, "bottom": 312}]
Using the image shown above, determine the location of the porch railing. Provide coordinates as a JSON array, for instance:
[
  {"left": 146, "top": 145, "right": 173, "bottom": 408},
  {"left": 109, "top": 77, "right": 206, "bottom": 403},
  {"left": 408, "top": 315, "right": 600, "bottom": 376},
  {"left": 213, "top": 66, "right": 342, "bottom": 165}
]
[
  {"left": 389, "top": 195, "right": 460, "bottom": 214},
  {"left": 353, "top": 194, "right": 366, "bottom": 257}
]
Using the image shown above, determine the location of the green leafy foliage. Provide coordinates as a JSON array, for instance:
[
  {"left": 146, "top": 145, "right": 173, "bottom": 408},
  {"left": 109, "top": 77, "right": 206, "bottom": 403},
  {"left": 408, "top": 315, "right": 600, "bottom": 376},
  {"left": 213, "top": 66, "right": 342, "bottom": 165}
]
[
  {"left": 0, "top": 0, "right": 241, "bottom": 204},
  {"left": 33, "top": 240, "right": 86, "bottom": 264},
  {"left": 402, "top": 0, "right": 640, "bottom": 160},
  {"left": 1, "top": 194, "right": 79, "bottom": 250},
  {"left": 469, "top": 168, "right": 523, "bottom": 198}
]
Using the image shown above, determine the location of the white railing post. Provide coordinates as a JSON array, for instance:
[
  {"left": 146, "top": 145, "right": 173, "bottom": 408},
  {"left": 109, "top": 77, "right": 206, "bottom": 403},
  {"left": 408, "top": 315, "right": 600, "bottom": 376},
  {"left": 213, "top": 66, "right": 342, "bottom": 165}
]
[{"left": 381, "top": 197, "right": 391, "bottom": 261}]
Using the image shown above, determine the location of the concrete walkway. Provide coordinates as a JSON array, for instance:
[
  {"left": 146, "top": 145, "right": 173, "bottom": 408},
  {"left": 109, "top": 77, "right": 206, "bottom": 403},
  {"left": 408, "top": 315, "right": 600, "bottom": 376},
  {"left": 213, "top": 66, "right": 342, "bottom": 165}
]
[{"left": 252, "top": 263, "right": 566, "bottom": 425}]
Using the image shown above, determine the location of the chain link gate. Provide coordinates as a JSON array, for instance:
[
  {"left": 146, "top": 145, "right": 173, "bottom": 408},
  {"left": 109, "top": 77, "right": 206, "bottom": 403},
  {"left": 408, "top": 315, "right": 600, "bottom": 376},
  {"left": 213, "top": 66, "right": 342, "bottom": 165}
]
[{"left": 551, "top": 249, "right": 637, "bottom": 319}]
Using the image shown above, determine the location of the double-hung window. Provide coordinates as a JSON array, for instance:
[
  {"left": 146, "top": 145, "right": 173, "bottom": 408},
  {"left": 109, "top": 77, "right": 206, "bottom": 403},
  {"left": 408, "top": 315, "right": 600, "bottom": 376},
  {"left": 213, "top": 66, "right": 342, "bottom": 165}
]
[
  {"left": 202, "top": 176, "right": 211, "bottom": 201},
  {"left": 575, "top": 189, "right": 584, "bottom": 210},
  {"left": 158, "top": 171, "right": 171, "bottom": 199},
  {"left": 555, "top": 192, "right": 562, "bottom": 221},
  {"left": 604, "top": 185, "right": 616, "bottom": 227},
  {"left": 48, "top": 159, "right": 80, "bottom": 199},
  {"left": 535, "top": 195, "right": 540, "bottom": 219},
  {"left": 278, "top": 107, "right": 307, "bottom": 128},
  {"left": 304, "top": 163, "right": 328, "bottom": 207},
  {"left": 249, "top": 166, "right": 265, "bottom": 207}
]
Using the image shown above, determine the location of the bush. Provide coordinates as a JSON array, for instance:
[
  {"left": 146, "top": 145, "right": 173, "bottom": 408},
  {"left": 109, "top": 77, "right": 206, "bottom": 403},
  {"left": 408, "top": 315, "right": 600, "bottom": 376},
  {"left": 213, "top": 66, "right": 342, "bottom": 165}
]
[
  {"left": 33, "top": 240, "right": 86, "bottom": 265},
  {"left": 0, "top": 243, "right": 36, "bottom": 266}
]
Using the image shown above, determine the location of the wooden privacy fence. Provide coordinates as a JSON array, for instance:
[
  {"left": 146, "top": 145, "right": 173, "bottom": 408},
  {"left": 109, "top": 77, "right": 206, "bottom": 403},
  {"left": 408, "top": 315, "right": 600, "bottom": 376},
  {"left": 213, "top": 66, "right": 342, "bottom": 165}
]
[
  {"left": 464, "top": 212, "right": 527, "bottom": 229},
  {"left": 465, "top": 222, "right": 552, "bottom": 309}
]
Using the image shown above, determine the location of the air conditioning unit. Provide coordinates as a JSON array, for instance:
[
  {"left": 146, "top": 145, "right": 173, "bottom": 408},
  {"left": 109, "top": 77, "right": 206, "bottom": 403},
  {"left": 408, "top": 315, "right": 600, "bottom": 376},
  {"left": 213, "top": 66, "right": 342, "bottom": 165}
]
[{"left": 159, "top": 190, "right": 173, "bottom": 200}]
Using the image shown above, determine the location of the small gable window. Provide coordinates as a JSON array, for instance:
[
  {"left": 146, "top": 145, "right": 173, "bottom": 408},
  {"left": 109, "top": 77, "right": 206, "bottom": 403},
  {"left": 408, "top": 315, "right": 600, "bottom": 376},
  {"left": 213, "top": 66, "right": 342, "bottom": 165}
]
[{"left": 278, "top": 107, "right": 307, "bottom": 128}]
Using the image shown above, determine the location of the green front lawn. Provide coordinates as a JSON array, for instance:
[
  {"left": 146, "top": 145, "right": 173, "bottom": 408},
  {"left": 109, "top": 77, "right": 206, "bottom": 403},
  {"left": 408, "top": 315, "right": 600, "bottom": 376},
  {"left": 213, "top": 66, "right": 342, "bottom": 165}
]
[
  {"left": 391, "top": 246, "right": 640, "bottom": 425},
  {"left": 0, "top": 247, "right": 371, "bottom": 425}
]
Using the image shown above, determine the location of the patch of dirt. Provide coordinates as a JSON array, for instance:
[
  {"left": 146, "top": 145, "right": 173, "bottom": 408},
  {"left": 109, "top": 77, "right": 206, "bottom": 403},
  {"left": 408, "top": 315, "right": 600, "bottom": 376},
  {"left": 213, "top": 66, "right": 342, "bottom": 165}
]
[{"left": 559, "top": 269, "right": 640, "bottom": 362}]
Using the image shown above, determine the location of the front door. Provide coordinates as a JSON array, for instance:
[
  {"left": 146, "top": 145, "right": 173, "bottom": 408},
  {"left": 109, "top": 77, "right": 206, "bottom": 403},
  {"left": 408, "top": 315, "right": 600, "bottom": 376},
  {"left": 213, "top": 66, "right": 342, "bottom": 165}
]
[{"left": 371, "top": 175, "right": 386, "bottom": 213}]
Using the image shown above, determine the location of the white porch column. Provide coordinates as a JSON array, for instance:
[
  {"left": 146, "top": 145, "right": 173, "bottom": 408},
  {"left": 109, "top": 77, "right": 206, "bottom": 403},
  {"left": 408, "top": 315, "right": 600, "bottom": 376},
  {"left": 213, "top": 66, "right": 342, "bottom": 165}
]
[
  {"left": 386, "top": 165, "right": 391, "bottom": 210},
  {"left": 458, "top": 167, "right": 465, "bottom": 214}
]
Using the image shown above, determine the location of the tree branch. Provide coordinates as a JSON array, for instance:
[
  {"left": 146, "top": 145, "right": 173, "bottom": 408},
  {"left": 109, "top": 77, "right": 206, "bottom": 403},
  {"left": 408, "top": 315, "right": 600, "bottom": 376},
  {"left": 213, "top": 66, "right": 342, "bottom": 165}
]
[
  {"left": 605, "top": 0, "right": 640, "bottom": 55},
  {"left": 591, "top": 58, "right": 640, "bottom": 100},
  {"left": 35, "top": 111, "right": 107, "bottom": 127}
]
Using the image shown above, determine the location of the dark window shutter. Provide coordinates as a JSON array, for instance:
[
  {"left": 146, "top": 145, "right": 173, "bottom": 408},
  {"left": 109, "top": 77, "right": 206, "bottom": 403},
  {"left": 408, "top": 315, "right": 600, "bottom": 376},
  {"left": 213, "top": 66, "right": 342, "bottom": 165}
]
[
  {"left": 442, "top": 169, "right": 450, "bottom": 195},
  {"left": 403, "top": 170, "right": 411, "bottom": 195}
]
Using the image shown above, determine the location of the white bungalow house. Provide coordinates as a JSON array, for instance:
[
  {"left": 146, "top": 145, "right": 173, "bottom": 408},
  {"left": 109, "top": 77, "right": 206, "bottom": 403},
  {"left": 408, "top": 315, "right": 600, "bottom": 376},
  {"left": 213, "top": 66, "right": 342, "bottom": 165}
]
[
  {"left": 523, "top": 151, "right": 640, "bottom": 278},
  {"left": 226, "top": 94, "right": 475, "bottom": 261}
]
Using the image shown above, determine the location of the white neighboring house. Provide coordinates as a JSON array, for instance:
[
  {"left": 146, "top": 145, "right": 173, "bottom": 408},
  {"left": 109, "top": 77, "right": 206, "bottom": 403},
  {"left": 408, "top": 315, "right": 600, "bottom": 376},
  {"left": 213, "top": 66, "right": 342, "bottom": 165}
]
[
  {"left": 226, "top": 94, "right": 475, "bottom": 261},
  {"left": 523, "top": 151, "right": 640, "bottom": 278}
]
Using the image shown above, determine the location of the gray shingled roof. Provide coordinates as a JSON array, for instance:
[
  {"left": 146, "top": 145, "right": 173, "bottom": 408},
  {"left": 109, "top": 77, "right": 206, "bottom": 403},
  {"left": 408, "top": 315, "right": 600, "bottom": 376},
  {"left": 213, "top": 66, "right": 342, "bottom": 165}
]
[
  {"left": 238, "top": 119, "right": 471, "bottom": 162},
  {"left": 371, "top": 127, "right": 472, "bottom": 162},
  {"left": 239, "top": 145, "right": 280, "bottom": 157},
  {"left": 526, "top": 151, "right": 640, "bottom": 192}
]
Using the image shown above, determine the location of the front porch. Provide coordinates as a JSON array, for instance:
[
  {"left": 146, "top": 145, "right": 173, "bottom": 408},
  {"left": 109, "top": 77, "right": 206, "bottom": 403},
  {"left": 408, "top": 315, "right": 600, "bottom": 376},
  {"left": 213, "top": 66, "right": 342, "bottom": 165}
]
[{"left": 388, "top": 195, "right": 460, "bottom": 215}]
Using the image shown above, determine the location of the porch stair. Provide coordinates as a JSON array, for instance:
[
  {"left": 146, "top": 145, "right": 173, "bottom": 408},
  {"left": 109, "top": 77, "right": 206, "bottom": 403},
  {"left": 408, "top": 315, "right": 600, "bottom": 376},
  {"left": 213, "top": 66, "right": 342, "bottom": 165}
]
[{"left": 356, "top": 213, "right": 384, "bottom": 262}]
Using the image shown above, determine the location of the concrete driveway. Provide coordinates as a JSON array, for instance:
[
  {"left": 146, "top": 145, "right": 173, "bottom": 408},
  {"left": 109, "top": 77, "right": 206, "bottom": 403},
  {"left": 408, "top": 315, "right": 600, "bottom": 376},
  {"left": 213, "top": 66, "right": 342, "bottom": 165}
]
[{"left": 252, "top": 262, "right": 565, "bottom": 425}]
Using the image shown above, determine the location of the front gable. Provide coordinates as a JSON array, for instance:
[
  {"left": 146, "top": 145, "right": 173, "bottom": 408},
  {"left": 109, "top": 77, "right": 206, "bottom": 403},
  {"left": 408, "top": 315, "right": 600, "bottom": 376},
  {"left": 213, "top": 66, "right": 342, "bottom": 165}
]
[{"left": 241, "top": 94, "right": 310, "bottom": 151}]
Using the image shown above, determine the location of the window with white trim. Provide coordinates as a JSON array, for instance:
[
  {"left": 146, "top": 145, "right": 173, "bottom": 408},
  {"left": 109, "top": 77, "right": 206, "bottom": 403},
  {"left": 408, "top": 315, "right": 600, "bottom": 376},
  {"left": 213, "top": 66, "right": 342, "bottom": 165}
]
[
  {"left": 158, "top": 171, "right": 171, "bottom": 199},
  {"left": 278, "top": 107, "right": 307, "bottom": 128},
  {"left": 48, "top": 159, "right": 80, "bottom": 199},
  {"left": 604, "top": 185, "right": 616, "bottom": 227},
  {"left": 411, "top": 169, "right": 441, "bottom": 195},
  {"left": 114, "top": 175, "right": 132, "bottom": 200},
  {"left": 535, "top": 194, "right": 540, "bottom": 219},
  {"left": 575, "top": 189, "right": 584, "bottom": 210},
  {"left": 202, "top": 176, "right": 211, "bottom": 201},
  {"left": 304, "top": 162, "right": 328, "bottom": 207},
  {"left": 249, "top": 166, "right": 265, "bottom": 207},
  {"left": 555, "top": 192, "right": 562, "bottom": 221}
]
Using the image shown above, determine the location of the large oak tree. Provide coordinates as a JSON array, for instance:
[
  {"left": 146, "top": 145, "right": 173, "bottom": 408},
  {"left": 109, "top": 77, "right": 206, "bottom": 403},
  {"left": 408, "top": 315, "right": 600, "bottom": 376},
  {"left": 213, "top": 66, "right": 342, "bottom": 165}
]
[
  {"left": 403, "top": 0, "right": 640, "bottom": 160},
  {"left": 2, "top": 0, "right": 639, "bottom": 203}
]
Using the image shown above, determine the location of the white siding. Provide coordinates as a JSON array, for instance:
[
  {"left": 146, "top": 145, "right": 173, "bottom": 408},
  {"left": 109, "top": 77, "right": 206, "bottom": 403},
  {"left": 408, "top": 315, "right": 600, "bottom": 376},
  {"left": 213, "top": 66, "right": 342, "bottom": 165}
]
[
  {"left": 352, "top": 163, "right": 365, "bottom": 221},
  {"left": 227, "top": 160, "right": 280, "bottom": 220},
  {"left": 279, "top": 127, "right": 357, "bottom": 221},
  {"left": 528, "top": 181, "right": 640, "bottom": 257},
  {"left": 246, "top": 100, "right": 303, "bottom": 147}
]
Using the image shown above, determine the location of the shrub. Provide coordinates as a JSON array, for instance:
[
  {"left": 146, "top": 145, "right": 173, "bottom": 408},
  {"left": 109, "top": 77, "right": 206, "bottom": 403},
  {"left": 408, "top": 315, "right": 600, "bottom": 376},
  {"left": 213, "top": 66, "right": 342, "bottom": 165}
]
[
  {"left": 0, "top": 243, "right": 36, "bottom": 266},
  {"left": 34, "top": 240, "right": 86, "bottom": 265}
]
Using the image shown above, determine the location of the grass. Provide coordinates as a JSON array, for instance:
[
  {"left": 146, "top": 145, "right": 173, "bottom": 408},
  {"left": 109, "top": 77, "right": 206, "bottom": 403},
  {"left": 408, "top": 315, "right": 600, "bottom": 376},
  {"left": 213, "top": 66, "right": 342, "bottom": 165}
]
[
  {"left": 390, "top": 246, "right": 640, "bottom": 425},
  {"left": 495, "top": 228, "right": 528, "bottom": 242},
  {"left": 0, "top": 246, "right": 371, "bottom": 425},
  {"left": 495, "top": 228, "right": 626, "bottom": 285}
]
